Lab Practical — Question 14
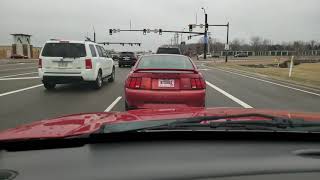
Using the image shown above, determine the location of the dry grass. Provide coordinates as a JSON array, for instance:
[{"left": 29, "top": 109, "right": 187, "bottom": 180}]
[{"left": 206, "top": 62, "right": 320, "bottom": 88}]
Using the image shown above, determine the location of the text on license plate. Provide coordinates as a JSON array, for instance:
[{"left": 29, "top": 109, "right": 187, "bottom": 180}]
[
  {"left": 58, "top": 62, "right": 68, "bottom": 67},
  {"left": 158, "top": 79, "right": 175, "bottom": 88}
]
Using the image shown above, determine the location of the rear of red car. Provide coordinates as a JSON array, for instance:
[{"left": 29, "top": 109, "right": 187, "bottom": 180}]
[{"left": 125, "top": 54, "right": 206, "bottom": 110}]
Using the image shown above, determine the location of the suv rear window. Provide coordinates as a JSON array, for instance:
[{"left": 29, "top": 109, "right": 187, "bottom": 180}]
[
  {"left": 120, "top": 52, "right": 134, "bottom": 57},
  {"left": 156, "top": 48, "right": 181, "bottom": 54},
  {"left": 41, "top": 43, "right": 86, "bottom": 57},
  {"left": 137, "top": 55, "right": 194, "bottom": 69}
]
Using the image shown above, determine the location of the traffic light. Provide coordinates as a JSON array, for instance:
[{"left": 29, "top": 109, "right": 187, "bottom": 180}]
[
  {"left": 109, "top": 29, "right": 112, "bottom": 35},
  {"left": 205, "top": 24, "right": 209, "bottom": 29},
  {"left": 159, "top": 29, "right": 162, "bottom": 35},
  {"left": 143, "top": 29, "right": 147, "bottom": 35},
  {"left": 138, "top": 43, "right": 141, "bottom": 46},
  {"left": 189, "top": 24, "right": 193, "bottom": 32}
]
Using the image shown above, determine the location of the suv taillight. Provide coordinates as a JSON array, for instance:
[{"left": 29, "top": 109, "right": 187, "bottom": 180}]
[
  {"left": 38, "top": 58, "right": 42, "bottom": 68},
  {"left": 190, "top": 78, "right": 206, "bottom": 89},
  {"left": 85, "top": 59, "right": 92, "bottom": 69},
  {"left": 126, "top": 77, "right": 142, "bottom": 89}
]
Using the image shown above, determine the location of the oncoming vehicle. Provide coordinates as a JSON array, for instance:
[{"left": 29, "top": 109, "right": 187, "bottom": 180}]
[
  {"left": 234, "top": 52, "right": 248, "bottom": 57},
  {"left": 118, "top": 51, "right": 137, "bottom": 67},
  {"left": 38, "top": 40, "right": 115, "bottom": 90},
  {"left": 156, "top": 47, "right": 182, "bottom": 54},
  {"left": 125, "top": 54, "right": 206, "bottom": 110},
  {"left": 198, "top": 53, "right": 212, "bottom": 58}
]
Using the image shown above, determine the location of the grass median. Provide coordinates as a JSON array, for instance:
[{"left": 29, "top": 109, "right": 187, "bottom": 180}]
[{"left": 205, "top": 60, "right": 320, "bottom": 89}]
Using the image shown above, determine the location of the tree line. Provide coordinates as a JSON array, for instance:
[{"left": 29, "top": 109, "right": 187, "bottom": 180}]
[{"left": 182, "top": 37, "right": 320, "bottom": 55}]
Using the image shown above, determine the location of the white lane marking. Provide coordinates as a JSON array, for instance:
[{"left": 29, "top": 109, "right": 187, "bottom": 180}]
[
  {"left": 210, "top": 67, "right": 320, "bottom": 97},
  {"left": 0, "top": 84, "right": 43, "bottom": 97},
  {"left": 0, "top": 77, "right": 39, "bottom": 81},
  {"left": 221, "top": 67, "right": 320, "bottom": 92},
  {"left": 206, "top": 81, "right": 253, "bottom": 108},
  {"left": 0, "top": 72, "right": 38, "bottom": 78},
  {"left": 0, "top": 67, "right": 36, "bottom": 72},
  {"left": 104, "top": 96, "right": 122, "bottom": 112},
  {"left": 0, "top": 63, "right": 35, "bottom": 67}
]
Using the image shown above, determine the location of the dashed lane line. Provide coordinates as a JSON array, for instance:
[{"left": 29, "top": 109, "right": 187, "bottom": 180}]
[
  {"left": 104, "top": 96, "right": 123, "bottom": 112},
  {"left": 0, "top": 72, "right": 38, "bottom": 78},
  {"left": 0, "top": 84, "right": 43, "bottom": 97},
  {"left": 206, "top": 81, "right": 253, "bottom": 108}
]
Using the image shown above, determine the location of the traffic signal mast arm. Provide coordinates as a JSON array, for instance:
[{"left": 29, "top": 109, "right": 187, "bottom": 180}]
[{"left": 109, "top": 29, "right": 204, "bottom": 35}]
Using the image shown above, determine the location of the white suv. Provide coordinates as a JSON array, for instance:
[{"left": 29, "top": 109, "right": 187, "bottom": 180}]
[{"left": 38, "top": 40, "right": 115, "bottom": 90}]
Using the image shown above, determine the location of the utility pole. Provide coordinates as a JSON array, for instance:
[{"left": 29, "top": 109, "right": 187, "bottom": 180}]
[
  {"left": 93, "top": 26, "right": 96, "bottom": 42},
  {"left": 225, "top": 22, "right": 229, "bottom": 63}
]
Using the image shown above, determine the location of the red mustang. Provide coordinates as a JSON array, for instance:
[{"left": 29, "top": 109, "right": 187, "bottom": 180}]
[{"left": 124, "top": 54, "right": 206, "bottom": 110}]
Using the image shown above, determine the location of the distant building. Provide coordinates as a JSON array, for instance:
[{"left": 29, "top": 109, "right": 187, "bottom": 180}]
[
  {"left": 11, "top": 34, "right": 32, "bottom": 58},
  {"left": 0, "top": 34, "right": 41, "bottom": 59}
]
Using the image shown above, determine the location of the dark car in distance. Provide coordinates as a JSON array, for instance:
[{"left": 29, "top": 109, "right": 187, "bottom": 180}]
[
  {"left": 119, "top": 52, "right": 138, "bottom": 67},
  {"left": 156, "top": 47, "right": 182, "bottom": 55}
]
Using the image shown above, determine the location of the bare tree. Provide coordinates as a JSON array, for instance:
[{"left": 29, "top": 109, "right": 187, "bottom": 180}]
[
  {"left": 250, "top": 36, "right": 263, "bottom": 52},
  {"left": 231, "top": 38, "right": 241, "bottom": 51}
]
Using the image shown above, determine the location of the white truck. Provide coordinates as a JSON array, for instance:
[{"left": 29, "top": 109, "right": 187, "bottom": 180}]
[{"left": 38, "top": 40, "right": 115, "bottom": 90}]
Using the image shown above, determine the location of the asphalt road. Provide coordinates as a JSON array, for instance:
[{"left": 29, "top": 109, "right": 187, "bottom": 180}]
[{"left": 0, "top": 61, "right": 320, "bottom": 131}]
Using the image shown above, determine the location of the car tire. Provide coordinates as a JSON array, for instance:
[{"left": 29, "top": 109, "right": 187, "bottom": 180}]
[
  {"left": 43, "top": 81, "right": 56, "bottom": 90},
  {"left": 93, "top": 70, "right": 103, "bottom": 89},
  {"left": 125, "top": 101, "right": 132, "bottom": 111},
  {"left": 108, "top": 67, "right": 115, "bottom": 82}
]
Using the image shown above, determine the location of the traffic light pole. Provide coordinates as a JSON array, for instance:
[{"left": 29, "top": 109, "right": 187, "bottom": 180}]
[{"left": 204, "top": 13, "right": 208, "bottom": 60}]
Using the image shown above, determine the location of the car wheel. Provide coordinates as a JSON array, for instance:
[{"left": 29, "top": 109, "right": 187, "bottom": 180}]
[
  {"left": 108, "top": 67, "right": 115, "bottom": 82},
  {"left": 43, "top": 81, "right": 56, "bottom": 90},
  {"left": 93, "top": 70, "right": 103, "bottom": 89},
  {"left": 125, "top": 101, "right": 131, "bottom": 111}
]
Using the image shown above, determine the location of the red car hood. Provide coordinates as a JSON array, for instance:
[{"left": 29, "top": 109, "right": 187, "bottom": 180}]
[{"left": 1, "top": 107, "right": 320, "bottom": 141}]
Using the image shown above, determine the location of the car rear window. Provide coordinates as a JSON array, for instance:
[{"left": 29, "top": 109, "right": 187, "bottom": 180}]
[
  {"left": 120, "top": 52, "right": 134, "bottom": 57},
  {"left": 41, "top": 43, "right": 86, "bottom": 57},
  {"left": 156, "top": 48, "right": 181, "bottom": 54},
  {"left": 137, "top": 55, "right": 194, "bottom": 69}
]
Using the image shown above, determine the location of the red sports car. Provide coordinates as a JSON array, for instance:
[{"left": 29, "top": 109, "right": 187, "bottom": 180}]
[{"left": 125, "top": 54, "right": 206, "bottom": 110}]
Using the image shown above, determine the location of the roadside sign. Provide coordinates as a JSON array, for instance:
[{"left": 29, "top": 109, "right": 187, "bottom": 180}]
[{"left": 225, "top": 44, "right": 230, "bottom": 50}]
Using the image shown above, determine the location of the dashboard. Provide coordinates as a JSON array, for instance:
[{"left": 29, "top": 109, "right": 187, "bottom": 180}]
[{"left": 1, "top": 131, "right": 320, "bottom": 180}]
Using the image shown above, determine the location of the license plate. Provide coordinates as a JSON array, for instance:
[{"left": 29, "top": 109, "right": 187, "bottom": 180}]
[
  {"left": 158, "top": 79, "right": 175, "bottom": 88},
  {"left": 123, "top": 57, "right": 130, "bottom": 61},
  {"left": 58, "top": 62, "right": 68, "bottom": 68}
]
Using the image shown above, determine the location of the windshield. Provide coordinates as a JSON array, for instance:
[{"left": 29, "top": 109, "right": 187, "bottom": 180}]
[
  {"left": 120, "top": 52, "right": 135, "bottom": 57},
  {"left": 137, "top": 55, "right": 194, "bottom": 69},
  {"left": 157, "top": 48, "right": 181, "bottom": 54},
  {"left": 0, "top": 0, "right": 320, "bottom": 151},
  {"left": 41, "top": 43, "right": 86, "bottom": 57}
]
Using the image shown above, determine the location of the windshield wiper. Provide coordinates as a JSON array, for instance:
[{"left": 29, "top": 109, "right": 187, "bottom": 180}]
[{"left": 101, "top": 113, "right": 320, "bottom": 133}]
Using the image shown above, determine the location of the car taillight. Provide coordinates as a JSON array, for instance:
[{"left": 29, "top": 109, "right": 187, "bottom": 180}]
[
  {"left": 38, "top": 58, "right": 42, "bottom": 68},
  {"left": 126, "top": 77, "right": 142, "bottom": 89},
  {"left": 190, "top": 78, "right": 206, "bottom": 89},
  {"left": 85, "top": 59, "right": 92, "bottom": 69}
]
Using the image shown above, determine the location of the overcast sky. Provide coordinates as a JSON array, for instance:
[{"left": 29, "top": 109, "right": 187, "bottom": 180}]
[{"left": 1, "top": 0, "right": 319, "bottom": 51}]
